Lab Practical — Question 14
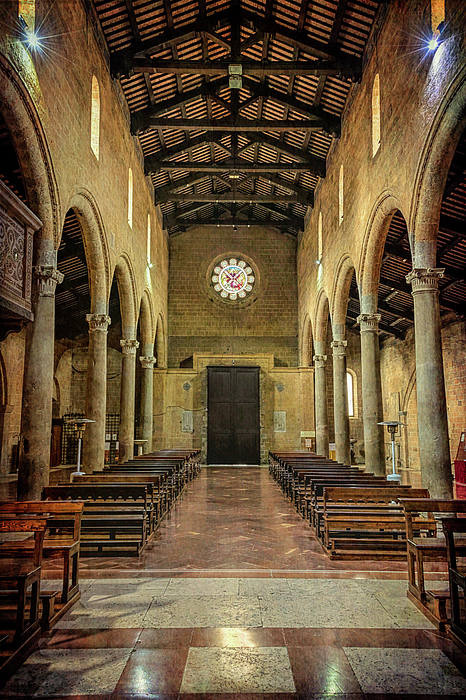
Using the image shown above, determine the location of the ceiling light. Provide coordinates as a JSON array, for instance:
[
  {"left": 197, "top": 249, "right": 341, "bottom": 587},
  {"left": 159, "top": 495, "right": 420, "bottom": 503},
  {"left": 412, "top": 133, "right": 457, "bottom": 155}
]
[
  {"left": 428, "top": 35, "right": 439, "bottom": 51},
  {"left": 229, "top": 171, "right": 241, "bottom": 180}
]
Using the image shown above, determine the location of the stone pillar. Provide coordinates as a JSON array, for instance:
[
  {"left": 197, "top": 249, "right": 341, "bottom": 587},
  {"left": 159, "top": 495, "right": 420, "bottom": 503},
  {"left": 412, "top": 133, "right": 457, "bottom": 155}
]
[
  {"left": 313, "top": 353, "right": 329, "bottom": 457},
  {"left": 331, "top": 339, "right": 351, "bottom": 465},
  {"left": 17, "top": 247, "right": 64, "bottom": 500},
  {"left": 357, "top": 313, "right": 386, "bottom": 476},
  {"left": 119, "top": 338, "right": 139, "bottom": 462},
  {"left": 406, "top": 268, "right": 452, "bottom": 498},
  {"left": 139, "top": 356, "right": 156, "bottom": 453},
  {"left": 82, "top": 313, "right": 110, "bottom": 473}
]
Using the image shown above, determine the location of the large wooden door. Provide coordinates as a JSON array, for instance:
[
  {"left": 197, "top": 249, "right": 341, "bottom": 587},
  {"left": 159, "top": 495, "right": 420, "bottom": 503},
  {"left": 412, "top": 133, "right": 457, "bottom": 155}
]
[{"left": 207, "top": 366, "right": 260, "bottom": 464}]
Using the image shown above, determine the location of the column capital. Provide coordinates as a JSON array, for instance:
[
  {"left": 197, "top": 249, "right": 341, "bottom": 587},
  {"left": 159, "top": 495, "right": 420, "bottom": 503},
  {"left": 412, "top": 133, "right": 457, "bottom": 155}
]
[
  {"left": 140, "top": 355, "right": 156, "bottom": 369},
  {"left": 406, "top": 267, "right": 445, "bottom": 293},
  {"left": 331, "top": 339, "right": 347, "bottom": 356},
  {"left": 34, "top": 265, "right": 64, "bottom": 297},
  {"left": 120, "top": 338, "right": 140, "bottom": 355},
  {"left": 86, "top": 313, "right": 111, "bottom": 333},
  {"left": 313, "top": 354, "right": 327, "bottom": 368},
  {"left": 357, "top": 313, "right": 381, "bottom": 333}
]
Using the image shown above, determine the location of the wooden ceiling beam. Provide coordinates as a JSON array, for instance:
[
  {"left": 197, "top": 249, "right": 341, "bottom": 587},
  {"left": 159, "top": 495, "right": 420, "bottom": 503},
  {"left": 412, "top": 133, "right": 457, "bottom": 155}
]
[
  {"left": 166, "top": 218, "right": 299, "bottom": 232},
  {"left": 119, "top": 58, "right": 359, "bottom": 79},
  {"left": 145, "top": 117, "right": 330, "bottom": 131},
  {"left": 155, "top": 172, "right": 231, "bottom": 198},
  {"left": 238, "top": 132, "right": 326, "bottom": 174},
  {"left": 156, "top": 160, "right": 317, "bottom": 172},
  {"left": 158, "top": 191, "right": 312, "bottom": 205},
  {"left": 144, "top": 133, "right": 232, "bottom": 173}
]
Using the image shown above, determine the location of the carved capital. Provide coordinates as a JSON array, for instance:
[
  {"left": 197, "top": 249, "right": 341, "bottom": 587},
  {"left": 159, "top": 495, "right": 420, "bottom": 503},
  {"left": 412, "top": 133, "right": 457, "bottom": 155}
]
[
  {"left": 331, "top": 339, "right": 347, "bottom": 356},
  {"left": 313, "top": 354, "right": 327, "bottom": 368},
  {"left": 357, "top": 313, "right": 381, "bottom": 333},
  {"left": 120, "top": 338, "right": 140, "bottom": 355},
  {"left": 140, "top": 355, "right": 156, "bottom": 369},
  {"left": 34, "top": 265, "right": 64, "bottom": 297},
  {"left": 86, "top": 313, "right": 111, "bottom": 333},
  {"left": 406, "top": 268, "right": 444, "bottom": 294}
]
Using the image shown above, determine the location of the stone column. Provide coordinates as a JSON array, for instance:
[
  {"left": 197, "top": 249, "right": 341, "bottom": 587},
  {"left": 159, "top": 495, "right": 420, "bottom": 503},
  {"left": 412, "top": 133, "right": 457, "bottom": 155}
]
[
  {"left": 331, "top": 339, "right": 351, "bottom": 465},
  {"left": 119, "top": 338, "right": 139, "bottom": 463},
  {"left": 139, "top": 356, "right": 156, "bottom": 453},
  {"left": 406, "top": 268, "right": 452, "bottom": 498},
  {"left": 82, "top": 313, "right": 111, "bottom": 473},
  {"left": 17, "top": 248, "right": 64, "bottom": 500},
  {"left": 357, "top": 313, "right": 386, "bottom": 476},
  {"left": 313, "top": 353, "right": 329, "bottom": 457}
]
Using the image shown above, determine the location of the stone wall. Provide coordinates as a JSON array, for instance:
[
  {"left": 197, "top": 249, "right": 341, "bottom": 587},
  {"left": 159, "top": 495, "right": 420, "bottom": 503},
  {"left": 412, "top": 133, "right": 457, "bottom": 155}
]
[
  {"left": 0, "top": 329, "right": 26, "bottom": 475},
  {"left": 168, "top": 226, "right": 298, "bottom": 369}
]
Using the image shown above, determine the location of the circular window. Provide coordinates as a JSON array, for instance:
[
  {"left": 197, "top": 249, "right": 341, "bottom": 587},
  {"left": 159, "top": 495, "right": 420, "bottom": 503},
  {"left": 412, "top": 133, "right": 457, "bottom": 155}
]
[{"left": 211, "top": 258, "right": 255, "bottom": 300}]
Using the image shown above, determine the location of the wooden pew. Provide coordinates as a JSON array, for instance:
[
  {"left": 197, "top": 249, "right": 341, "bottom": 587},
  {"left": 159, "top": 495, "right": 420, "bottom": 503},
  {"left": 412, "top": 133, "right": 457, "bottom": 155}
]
[
  {"left": 442, "top": 517, "right": 466, "bottom": 652},
  {"left": 400, "top": 498, "right": 466, "bottom": 628},
  {"left": 0, "top": 516, "right": 46, "bottom": 684},
  {"left": 43, "top": 485, "right": 149, "bottom": 557},
  {"left": 0, "top": 501, "right": 83, "bottom": 628},
  {"left": 322, "top": 487, "right": 432, "bottom": 559},
  {"left": 72, "top": 474, "right": 168, "bottom": 530}
]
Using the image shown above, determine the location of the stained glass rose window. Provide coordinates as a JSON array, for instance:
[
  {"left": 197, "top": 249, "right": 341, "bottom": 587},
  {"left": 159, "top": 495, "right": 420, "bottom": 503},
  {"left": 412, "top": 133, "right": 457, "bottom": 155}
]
[{"left": 211, "top": 258, "right": 255, "bottom": 300}]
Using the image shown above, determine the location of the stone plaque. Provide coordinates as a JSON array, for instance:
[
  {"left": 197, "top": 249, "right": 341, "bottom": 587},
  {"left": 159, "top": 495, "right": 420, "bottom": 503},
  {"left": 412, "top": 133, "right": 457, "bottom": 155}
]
[
  {"left": 182, "top": 410, "right": 193, "bottom": 433},
  {"left": 274, "top": 411, "right": 286, "bottom": 433}
]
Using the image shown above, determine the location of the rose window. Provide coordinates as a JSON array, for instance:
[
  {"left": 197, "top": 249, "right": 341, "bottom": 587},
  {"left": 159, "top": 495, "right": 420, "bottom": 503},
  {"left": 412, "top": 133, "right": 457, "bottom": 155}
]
[{"left": 211, "top": 258, "right": 255, "bottom": 300}]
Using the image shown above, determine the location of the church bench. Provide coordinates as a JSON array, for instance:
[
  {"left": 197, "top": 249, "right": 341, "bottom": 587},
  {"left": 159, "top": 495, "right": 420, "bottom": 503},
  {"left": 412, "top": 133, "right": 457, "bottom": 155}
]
[
  {"left": 102, "top": 465, "right": 180, "bottom": 504},
  {"left": 322, "top": 487, "right": 432, "bottom": 559},
  {"left": 305, "top": 477, "right": 394, "bottom": 526},
  {"left": 73, "top": 474, "right": 168, "bottom": 529},
  {"left": 0, "top": 513, "right": 47, "bottom": 650},
  {"left": 0, "top": 501, "right": 83, "bottom": 627},
  {"left": 442, "top": 517, "right": 466, "bottom": 651},
  {"left": 399, "top": 498, "right": 466, "bottom": 625},
  {"left": 42, "top": 485, "right": 150, "bottom": 557}
]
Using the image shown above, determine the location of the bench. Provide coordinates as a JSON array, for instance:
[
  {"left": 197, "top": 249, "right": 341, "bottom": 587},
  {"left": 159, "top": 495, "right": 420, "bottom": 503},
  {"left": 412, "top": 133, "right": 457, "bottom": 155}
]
[
  {"left": 322, "top": 487, "right": 432, "bottom": 559},
  {"left": 400, "top": 498, "right": 466, "bottom": 628},
  {"left": 0, "top": 516, "right": 47, "bottom": 684},
  {"left": 0, "top": 501, "right": 83, "bottom": 629},
  {"left": 43, "top": 485, "right": 149, "bottom": 557},
  {"left": 442, "top": 517, "right": 466, "bottom": 652}
]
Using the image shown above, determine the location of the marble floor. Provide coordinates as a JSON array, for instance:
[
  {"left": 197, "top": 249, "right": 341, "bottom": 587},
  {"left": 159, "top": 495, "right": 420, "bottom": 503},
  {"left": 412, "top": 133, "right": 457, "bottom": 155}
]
[{"left": 1, "top": 466, "right": 465, "bottom": 699}]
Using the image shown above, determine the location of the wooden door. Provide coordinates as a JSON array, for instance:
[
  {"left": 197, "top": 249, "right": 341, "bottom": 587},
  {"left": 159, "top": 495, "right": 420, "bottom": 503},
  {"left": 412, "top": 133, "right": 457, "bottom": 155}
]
[{"left": 207, "top": 366, "right": 260, "bottom": 464}]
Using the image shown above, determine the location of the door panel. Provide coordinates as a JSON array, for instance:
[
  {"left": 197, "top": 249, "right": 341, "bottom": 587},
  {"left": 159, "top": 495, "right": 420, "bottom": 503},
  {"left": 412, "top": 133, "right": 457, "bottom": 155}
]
[{"left": 207, "top": 366, "right": 260, "bottom": 464}]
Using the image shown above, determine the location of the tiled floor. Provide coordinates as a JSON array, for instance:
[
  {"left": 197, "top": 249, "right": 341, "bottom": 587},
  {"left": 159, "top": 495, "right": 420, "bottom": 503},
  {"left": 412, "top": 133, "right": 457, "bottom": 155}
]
[{"left": 1, "top": 466, "right": 465, "bottom": 699}]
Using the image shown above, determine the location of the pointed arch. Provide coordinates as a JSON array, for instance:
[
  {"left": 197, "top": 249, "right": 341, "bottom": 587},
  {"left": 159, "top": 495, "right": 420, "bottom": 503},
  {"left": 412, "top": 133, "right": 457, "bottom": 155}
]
[
  {"left": 410, "top": 64, "right": 466, "bottom": 265},
  {"left": 0, "top": 53, "right": 60, "bottom": 246},
  {"left": 64, "top": 189, "right": 110, "bottom": 312},
  {"left": 300, "top": 314, "right": 314, "bottom": 367},
  {"left": 359, "top": 191, "right": 404, "bottom": 313},
  {"left": 314, "top": 289, "right": 330, "bottom": 350},
  {"left": 331, "top": 254, "right": 356, "bottom": 336},
  {"left": 139, "top": 289, "right": 155, "bottom": 355},
  {"left": 113, "top": 254, "right": 138, "bottom": 338},
  {"left": 154, "top": 313, "right": 167, "bottom": 369}
]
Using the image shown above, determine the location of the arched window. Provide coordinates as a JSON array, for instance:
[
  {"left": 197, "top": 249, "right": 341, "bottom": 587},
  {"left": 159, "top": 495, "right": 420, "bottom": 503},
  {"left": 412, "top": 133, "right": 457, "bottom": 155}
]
[
  {"left": 128, "top": 168, "right": 133, "bottom": 228},
  {"left": 19, "top": 1, "right": 35, "bottom": 29},
  {"left": 147, "top": 214, "right": 151, "bottom": 265},
  {"left": 372, "top": 74, "right": 381, "bottom": 157},
  {"left": 90, "top": 76, "right": 100, "bottom": 160},
  {"left": 317, "top": 211, "right": 323, "bottom": 263},
  {"left": 339, "top": 165, "right": 344, "bottom": 225},
  {"left": 431, "top": 0, "right": 445, "bottom": 34},
  {"left": 347, "top": 370, "right": 355, "bottom": 417}
]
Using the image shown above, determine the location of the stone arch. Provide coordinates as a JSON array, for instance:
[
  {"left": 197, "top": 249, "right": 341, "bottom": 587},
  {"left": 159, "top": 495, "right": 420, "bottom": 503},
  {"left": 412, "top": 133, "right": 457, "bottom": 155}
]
[
  {"left": 314, "top": 289, "right": 330, "bottom": 349},
  {"left": 410, "top": 63, "right": 466, "bottom": 264},
  {"left": 0, "top": 53, "right": 60, "bottom": 245},
  {"left": 300, "top": 313, "right": 314, "bottom": 367},
  {"left": 138, "top": 289, "right": 155, "bottom": 355},
  {"left": 64, "top": 189, "right": 110, "bottom": 313},
  {"left": 113, "top": 254, "right": 138, "bottom": 339},
  {"left": 155, "top": 313, "right": 167, "bottom": 369},
  {"left": 331, "top": 255, "right": 356, "bottom": 337},
  {"left": 359, "top": 191, "right": 405, "bottom": 312}
]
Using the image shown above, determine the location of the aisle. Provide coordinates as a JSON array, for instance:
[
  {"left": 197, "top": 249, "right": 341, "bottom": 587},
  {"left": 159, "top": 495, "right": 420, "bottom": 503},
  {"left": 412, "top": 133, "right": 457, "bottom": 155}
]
[{"left": 2, "top": 467, "right": 466, "bottom": 698}]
